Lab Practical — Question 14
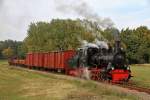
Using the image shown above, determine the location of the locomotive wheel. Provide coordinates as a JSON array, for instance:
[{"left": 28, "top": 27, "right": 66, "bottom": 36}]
[{"left": 99, "top": 72, "right": 108, "bottom": 81}]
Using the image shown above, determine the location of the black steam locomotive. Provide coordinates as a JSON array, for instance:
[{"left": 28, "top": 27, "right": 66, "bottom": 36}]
[{"left": 69, "top": 40, "right": 131, "bottom": 82}]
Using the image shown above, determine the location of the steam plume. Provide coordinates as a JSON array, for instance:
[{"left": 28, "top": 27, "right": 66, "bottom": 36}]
[
  {"left": 82, "top": 67, "right": 91, "bottom": 80},
  {"left": 55, "top": 0, "right": 114, "bottom": 29},
  {"left": 95, "top": 39, "right": 109, "bottom": 49}
]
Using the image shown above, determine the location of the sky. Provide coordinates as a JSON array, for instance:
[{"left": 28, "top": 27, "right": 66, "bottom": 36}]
[{"left": 0, "top": 0, "right": 150, "bottom": 41}]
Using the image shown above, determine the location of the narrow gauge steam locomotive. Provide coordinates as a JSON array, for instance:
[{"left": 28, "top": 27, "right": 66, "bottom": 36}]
[
  {"left": 9, "top": 40, "right": 132, "bottom": 83},
  {"left": 68, "top": 40, "right": 131, "bottom": 82}
]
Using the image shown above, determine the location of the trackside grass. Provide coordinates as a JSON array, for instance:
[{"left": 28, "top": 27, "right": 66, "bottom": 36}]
[
  {"left": 131, "top": 64, "right": 150, "bottom": 88},
  {"left": 0, "top": 60, "right": 149, "bottom": 100}
]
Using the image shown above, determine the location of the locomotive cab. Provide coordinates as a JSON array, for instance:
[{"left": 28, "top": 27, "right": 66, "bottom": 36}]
[{"left": 77, "top": 44, "right": 99, "bottom": 67}]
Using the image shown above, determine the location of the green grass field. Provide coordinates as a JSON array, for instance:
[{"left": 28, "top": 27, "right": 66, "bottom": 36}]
[
  {"left": 131, "top": 64, "right": 150, "bottom": 88},
  {"left": 0, "top": 60, "right": 149, "bottom": 100}
]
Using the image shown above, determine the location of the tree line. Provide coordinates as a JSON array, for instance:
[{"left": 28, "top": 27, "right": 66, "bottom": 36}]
[
  {"left": 120, "top": 26, "right": 150, "bottom": 64},
  {"left": 24, "top": 19, "right": 97, "bottom": 52},
  {"left": 1, "top": 19, "right": 150, "bottom": 64},
  {"left": 0, "top": 40, "right": 26, "bottom": 59}
]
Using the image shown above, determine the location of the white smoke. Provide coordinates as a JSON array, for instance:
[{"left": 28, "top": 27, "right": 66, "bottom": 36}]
[
  {"left": 79, "top": 20, "right": 109, "bottom": 41},
  {"left": 95, "top": 39, "right": 109, "bottom": 49},
  {"left": 81, "top": 39, "right": 109, "bottom": 50},
  {"left": 82, "top": 67, "right": 91, "bottom": 80},
  {"left": 81, "top": 40, "right": 88, "bottom": 46},
  {"left": 55, "top": 0, "right": 114, "bottom": 29},
  {"left": 55, "top": 0, "right": 113, "bottom": 42},
  {"left": 81, "top": 40, "right": 99, "bottom": 48}
]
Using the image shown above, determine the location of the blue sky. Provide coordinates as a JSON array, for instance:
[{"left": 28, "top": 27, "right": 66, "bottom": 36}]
[{"left": 0, "top": 0, "right": 150, "bottom": 41}]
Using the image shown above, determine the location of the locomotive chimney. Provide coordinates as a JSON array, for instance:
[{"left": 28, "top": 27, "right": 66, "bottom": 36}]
[
  {"left": 112, "top": 28, "right": 121, "bottom": 53},
  {"left": 115, "top": 40, "right": 121, "bottom": 53}
]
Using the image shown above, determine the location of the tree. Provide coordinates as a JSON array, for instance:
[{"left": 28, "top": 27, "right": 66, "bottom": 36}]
[
  {"left": 2, "top": 47, "right": 14, "bottom": 58},
  {"left": 25, "top": 19, "right": 97, "bottom": 52},
  {"left": 25, "top": 19, "right": 150, "bottom": 64},
  {"left": 120, "top": 26, "right": 150, "bottom": 64},
  {"left": 0, "top": 40, "right": 23, "bottom": 59},
  {"left": 17, "top": 43, "right": 28, "bottom": 59}
]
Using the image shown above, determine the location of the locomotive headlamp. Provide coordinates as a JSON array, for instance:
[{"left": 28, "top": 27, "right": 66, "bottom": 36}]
[
  {"left": 111, "top": 67, "right": 114, "bottom": 70},
  {"left": 127, "top": 66, "right": 130, "bottom": 70}
]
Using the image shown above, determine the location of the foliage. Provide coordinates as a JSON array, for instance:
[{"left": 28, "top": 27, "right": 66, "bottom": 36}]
[
  {"left": 0, "top": 18, "right": 149, "bottom": 64},
  {"left": 120, "top": 26, "right": 150, "bottom": 64},
  {"left": 17, "top": 43, "right": 28, "bottom": 58},
  {"left": 0, "top": 40, "right": 26, "bottom": 59},
  {"left": 2, "top": 47, "right": 14, "bottom": 58},
  {"left": 24, "top": 19, "right": 97, "bottom": 52}
]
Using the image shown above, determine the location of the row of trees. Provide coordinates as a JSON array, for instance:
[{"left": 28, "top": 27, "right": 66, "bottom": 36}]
[
  {"left": 24, "top": 19, "right": 97, "bottom": 52},
  {"left": 0, "top": 40, "right": 26, "bottom": 59},
  {"left": 24, "top": 19, "right": 118, "bottom": 52},
  {"left": 1, "top": 19, "right": 150, "bottom": 64},
  {"left": 120, "top": 26, "right": 150, "bottom": 64},
  {"left": 24, "top": 19, "right": 150, "bottom": 64}
]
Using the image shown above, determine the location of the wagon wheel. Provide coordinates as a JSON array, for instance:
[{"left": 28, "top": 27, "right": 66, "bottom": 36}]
[{"left": 97, "top": 71, "right": 101, "bottom": 81}]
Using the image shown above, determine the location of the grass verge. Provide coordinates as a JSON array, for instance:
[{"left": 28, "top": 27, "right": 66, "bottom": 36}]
[{"left": 131, "top": 64, "right": 150, "bottom": 88}]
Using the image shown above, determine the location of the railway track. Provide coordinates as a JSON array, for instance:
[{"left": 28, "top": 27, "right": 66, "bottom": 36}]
[
  {"left": 116, "top": 83, "right": 150, "bottom": 94},
  {"left": 91, "top": 73, "right": 150, "bottom": 94},
  {"left": 109, "top": 81, "right": 150, "bottom": 94}
]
